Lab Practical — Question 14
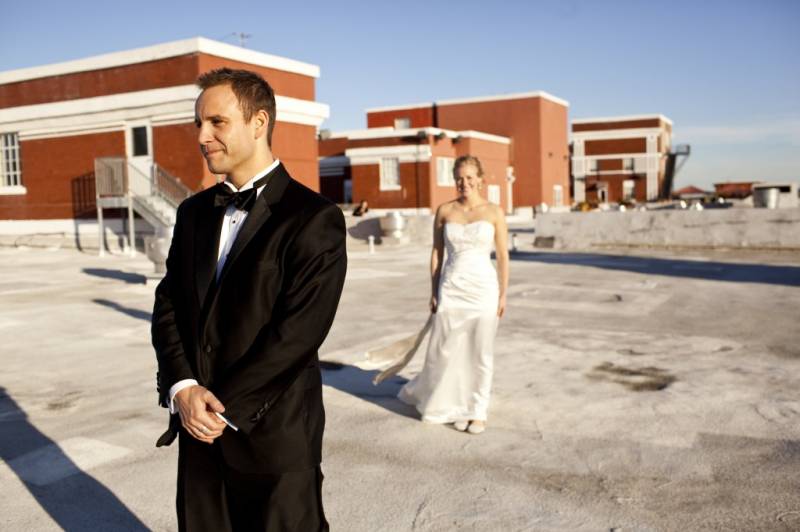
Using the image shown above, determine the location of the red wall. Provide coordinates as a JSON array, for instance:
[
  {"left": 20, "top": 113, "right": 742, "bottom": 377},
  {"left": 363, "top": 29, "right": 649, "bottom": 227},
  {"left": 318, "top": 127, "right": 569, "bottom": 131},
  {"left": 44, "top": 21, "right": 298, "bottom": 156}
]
[
  {"left": 197, "top": 54, "right": 315, "bottom": 101},
  {"left": 573, "top": 118, "right": 662, "bottom": 132},
  {"left": 272, "top": 122, "right": 320, "bottom": 191},
  {"left": 0, "top": 52, "right": 317, "bottom": 109},
  {"left": 367, "top": 96, "right": 570, "bottom": 207},
  {"left": 0, "top": 56, "right": 198, "bottom": 108},
  {"left": 584, "top": 138, "right": 647, "bottom": 156},
  {"left": 338, "top": 134, "right": 510, "bottom": 211},
  {"left": 367, "top": 107, "right": 434, "bottom": 129},
  {"left": 0, "top": 131, "right": 126, "bottom": 219},
  {"left": 152, "top": 123, "right": 205, "bottom": 191},
  {"left": 351, "top": 162, "right": 430, "bottom": 209}
]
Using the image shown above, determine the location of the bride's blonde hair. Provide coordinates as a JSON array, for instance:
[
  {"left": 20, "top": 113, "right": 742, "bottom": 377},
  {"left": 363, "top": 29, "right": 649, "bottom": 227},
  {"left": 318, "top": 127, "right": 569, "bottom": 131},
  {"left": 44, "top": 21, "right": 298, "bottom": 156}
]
[{"left": 453, "top": 155, "right": 484, "bottom": 179}]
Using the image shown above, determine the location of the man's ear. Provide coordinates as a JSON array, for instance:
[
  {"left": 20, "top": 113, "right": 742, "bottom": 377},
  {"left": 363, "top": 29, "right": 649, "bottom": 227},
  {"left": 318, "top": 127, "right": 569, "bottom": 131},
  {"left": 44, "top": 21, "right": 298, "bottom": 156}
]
[{"left": 254, "top": 109, "right": 269, "bottom": 141}]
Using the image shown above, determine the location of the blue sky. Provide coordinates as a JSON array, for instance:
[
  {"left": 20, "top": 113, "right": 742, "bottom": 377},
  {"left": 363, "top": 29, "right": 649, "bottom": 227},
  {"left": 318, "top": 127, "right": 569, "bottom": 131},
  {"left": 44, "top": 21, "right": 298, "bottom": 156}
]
[{"left": 1, "top": 0, "right": 798, "bottom": 189}]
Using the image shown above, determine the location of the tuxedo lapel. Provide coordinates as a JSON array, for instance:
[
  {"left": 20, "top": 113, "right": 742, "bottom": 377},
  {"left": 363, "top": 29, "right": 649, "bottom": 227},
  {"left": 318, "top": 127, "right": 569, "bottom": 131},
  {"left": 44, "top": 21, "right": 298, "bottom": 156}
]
[
  {"left": 194, "top": 192, "right": 225, "bottom": 307},
  {"left": 215, "top": 163, "right": 290, "bottom": 286}
]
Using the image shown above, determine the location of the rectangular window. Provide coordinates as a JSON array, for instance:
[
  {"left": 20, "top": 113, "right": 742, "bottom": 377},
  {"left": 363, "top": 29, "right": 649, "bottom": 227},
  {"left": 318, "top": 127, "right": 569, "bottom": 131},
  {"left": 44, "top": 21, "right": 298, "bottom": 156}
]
[
  {"left": 436, "top": 157, "right": 455, "bottom": 186},
  {"left": 394, "top": 117, "right": 411, "bottom": 129},
  {"left": 132, "top": 126, "right": 149, "bottom": 157},
  {"left": 622, "top": 158, "right": 634, "bottom": 171},
  {"left": 0, "top": 133, "right": 22, "bottom": 187},
  {"left": 379, "top": 157, "right": 401, "bottom": 190},
  {"left": 597, "top": 183, "right": 608, "bottom": 203},
  {"left": 623, "top": 180, "right": 635, "bottom": 200},
  {"left": 488, "top": 184, "right": 501, "bottom": 205},
  {"left": 553, "top": 184, "right": 563, "bottom": 207}
]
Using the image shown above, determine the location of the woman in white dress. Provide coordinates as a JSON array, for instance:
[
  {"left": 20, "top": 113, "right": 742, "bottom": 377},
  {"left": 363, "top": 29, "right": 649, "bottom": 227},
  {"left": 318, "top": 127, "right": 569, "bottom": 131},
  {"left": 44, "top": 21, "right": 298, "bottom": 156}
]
[{"left": 398, "top": 155, "right": 509, "bottom": 434}]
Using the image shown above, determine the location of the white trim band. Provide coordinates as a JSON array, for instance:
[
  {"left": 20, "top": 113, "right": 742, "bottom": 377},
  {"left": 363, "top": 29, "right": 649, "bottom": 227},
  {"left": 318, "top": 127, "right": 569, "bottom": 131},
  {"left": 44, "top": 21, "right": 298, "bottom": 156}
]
[
  {"left": 570, "top": 128, "right": 666, "bottom": 141},
  {"left": 321, "top": 145, "right": 434, "bottom": 167},
  {"left": 572, "top": 114, "right": 673, "bottom": 126},
  {"left": 0, "top": 218, "right": 153, "bottom": 235},
  {"left": 325, "top": 126, "right": 510, "bottom": 144},
  {"left": 0, "top": 185, "right": 27, "bottom": 195},
  {"left": 0, "top": 85, "right": 329, "bottom": 139},
  {"left": 0, "top": 37, "right": 320, "bottom": 85}
]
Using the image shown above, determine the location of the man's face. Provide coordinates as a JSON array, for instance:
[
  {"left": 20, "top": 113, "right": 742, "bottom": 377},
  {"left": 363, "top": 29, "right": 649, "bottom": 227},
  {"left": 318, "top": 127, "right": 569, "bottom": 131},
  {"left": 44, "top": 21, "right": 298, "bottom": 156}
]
[{"left": 195, "top": 84, "right": 258, "bottom": 177}]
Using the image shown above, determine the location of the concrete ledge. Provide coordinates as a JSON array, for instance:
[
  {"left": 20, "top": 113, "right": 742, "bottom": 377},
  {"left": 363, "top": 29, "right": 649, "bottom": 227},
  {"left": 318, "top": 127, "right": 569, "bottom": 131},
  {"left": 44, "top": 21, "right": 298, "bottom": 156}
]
[
  {"left": 535, "top": 208, "right": 800, "bottom": 250},
  {"left": 0, "top": 218, "right": 154, "bottom": 252},
  {"left": 345, "top": 213, "right": 434, "bottom": 247}
]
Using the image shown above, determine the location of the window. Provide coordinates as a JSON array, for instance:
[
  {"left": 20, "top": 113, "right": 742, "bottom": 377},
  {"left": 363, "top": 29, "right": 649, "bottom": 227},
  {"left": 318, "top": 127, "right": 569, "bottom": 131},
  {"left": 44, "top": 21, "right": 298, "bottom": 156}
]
[
  {"left": 0, "top": 133, "right": 22, "bottom": 188},
  {"left": 436, "top": 157, "right": 455, "bottom": 186},
  {"left": 597, "top": 182, "right": 608, "bottom": 203},
  {"left": 623, "top": 180, "right": 635, "bottom": 200},
  {"left": 487, "top": 184, "right": 501, "bottom": 205},
  {"left": 553, "top": 184, "right": 563, "bottom": 207},
  {"left": 622, "top": 158, "right": 633, "bottom": 171},
  {"left": 132, "top": 126, "right": 149, "bottom": 156},
  {"left": 394, "top": 117, "right": 411, "bottom": 129},
  {"left": 379, "top": 157, "right": 400, "bottom": 190},
  {"left": 343, "top": 179, "right": 352, "bottom": 204}
]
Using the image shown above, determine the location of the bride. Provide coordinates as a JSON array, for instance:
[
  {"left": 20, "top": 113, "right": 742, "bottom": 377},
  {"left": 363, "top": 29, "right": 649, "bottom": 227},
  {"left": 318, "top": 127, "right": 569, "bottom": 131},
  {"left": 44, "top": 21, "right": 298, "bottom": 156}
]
[{"left": 398, "top": 155, "right": 509, "bottom": 434}]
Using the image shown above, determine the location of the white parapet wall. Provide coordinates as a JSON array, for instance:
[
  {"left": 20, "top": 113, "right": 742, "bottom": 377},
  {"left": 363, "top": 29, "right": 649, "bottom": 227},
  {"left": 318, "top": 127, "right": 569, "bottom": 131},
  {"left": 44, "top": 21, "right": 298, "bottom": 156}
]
[
  {"left": 344, "top": 212, "right": 435, "bottom": 247},
  {"left": 535, "top": 208, "right": 800, "bottom": 250},
  {"left": 0, "top": 218, "right": 155, "bottom": 251}
]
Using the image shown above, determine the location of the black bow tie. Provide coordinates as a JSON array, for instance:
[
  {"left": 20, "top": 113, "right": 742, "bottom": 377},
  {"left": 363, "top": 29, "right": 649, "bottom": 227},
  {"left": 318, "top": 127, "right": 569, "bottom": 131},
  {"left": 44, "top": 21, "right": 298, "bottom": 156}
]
[{"left": 214, "top": 174, "right": 270, "bottom": 212}]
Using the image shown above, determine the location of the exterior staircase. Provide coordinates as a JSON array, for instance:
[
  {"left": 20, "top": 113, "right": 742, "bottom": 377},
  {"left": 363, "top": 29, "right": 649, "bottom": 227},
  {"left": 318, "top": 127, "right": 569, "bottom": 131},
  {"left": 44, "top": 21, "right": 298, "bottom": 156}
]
[{"left": 94, "top": 157, "right": 192, "bottom": 255}]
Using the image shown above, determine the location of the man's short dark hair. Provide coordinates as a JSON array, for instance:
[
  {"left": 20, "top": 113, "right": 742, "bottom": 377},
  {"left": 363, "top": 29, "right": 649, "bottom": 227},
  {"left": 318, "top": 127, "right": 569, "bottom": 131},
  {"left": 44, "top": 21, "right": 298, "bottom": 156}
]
[{"left": 197, "top": 68, "right": 277, "bottom": 147}]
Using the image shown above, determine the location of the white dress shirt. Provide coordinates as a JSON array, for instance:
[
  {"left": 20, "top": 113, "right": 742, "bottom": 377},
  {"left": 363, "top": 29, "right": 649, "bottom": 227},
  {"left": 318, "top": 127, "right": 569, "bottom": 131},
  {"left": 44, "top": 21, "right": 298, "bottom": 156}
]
[{"left": 167, "top": 159, "right": 281, "bottom": 431}]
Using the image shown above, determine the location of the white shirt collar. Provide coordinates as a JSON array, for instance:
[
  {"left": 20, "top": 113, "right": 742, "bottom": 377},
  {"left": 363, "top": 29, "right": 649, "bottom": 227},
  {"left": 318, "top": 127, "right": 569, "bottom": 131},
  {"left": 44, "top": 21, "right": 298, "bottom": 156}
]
[{"left": 222, "top": 158, "right": 281, "bottom": 192}]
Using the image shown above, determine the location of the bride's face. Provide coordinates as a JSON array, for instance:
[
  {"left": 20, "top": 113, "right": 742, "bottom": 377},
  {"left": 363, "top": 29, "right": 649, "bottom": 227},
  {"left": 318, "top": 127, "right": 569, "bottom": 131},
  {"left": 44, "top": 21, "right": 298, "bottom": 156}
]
[{"left": 454, "top": 164, "right": 482, "bottom": 200}]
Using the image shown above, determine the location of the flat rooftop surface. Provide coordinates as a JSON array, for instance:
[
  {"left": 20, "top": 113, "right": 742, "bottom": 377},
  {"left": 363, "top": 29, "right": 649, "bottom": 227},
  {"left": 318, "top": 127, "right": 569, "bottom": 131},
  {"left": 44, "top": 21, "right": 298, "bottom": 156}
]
[{"left": 1, "top": 244, "right": 799, "bottom": 531}]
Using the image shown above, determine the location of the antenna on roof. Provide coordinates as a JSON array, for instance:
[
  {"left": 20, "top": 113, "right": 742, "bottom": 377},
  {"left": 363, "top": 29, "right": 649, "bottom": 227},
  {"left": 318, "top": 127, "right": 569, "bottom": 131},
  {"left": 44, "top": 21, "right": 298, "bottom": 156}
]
[{"left": 220, "top": 32, "right": 252, "bottom": 47}]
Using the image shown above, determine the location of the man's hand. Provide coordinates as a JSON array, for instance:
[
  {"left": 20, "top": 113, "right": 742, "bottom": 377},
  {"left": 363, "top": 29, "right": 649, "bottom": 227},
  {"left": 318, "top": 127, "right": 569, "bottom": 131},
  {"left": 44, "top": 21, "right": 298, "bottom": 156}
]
[{"left": 174, "top": 385, "right": 228, "bottom": 444}]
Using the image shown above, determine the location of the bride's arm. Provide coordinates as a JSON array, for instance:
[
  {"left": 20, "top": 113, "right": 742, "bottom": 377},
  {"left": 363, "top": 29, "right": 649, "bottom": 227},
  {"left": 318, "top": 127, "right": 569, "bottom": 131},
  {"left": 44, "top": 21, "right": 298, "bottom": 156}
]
[
  {"left": 494, "top": 207, "right": 509, "bottom": 317},
  {"left": 430, "top": 206, "right": 446, "bottom": 312}
]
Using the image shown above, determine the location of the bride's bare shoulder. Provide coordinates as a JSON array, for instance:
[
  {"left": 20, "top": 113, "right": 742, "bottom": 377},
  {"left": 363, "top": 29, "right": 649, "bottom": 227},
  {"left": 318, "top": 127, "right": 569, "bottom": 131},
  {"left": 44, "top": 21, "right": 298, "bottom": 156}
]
[
  {"left": 487, "top": 203, "right": 506, "bottom": 224},
  {"left": 436, "top": 201, "right": 458, "bottom": 219}
]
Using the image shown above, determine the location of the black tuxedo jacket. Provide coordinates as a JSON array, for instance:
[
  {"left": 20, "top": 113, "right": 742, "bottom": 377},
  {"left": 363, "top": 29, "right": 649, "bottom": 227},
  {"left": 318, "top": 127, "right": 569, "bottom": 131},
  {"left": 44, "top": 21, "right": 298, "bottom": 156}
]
[{"left": 151, "top": 163, "right": 347, "bottom": 474}]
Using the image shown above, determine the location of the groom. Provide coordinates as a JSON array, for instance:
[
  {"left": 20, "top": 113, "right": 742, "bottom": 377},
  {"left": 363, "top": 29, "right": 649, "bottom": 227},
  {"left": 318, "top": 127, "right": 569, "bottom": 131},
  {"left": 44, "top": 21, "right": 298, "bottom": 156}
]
[{"left": 152, "top": 68, "right": 346, "bottom": 531}]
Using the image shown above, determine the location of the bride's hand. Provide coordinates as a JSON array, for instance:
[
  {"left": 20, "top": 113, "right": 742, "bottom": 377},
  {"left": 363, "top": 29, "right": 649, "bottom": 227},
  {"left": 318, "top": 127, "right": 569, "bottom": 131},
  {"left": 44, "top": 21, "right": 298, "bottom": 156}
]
[
  {"left": 497, "top": 294, "right": 506, "bottom": 318},
  {"left": 429, "top": 295, "right": 438, "bottom": 314}
]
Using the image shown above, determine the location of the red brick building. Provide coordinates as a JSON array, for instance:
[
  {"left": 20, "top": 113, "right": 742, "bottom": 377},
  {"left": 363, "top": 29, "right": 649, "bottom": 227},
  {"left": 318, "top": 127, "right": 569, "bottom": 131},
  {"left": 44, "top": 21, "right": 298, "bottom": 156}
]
[
  {"left": 570, "top": 114, "right": 673, "bottom": 203},
  {"left": 0, "top": 37, "right": 328, "bottom": 224},
  {"left": 321, "top": 92, "right": 570, "bottom": 213},
  {"left": 319, "top": 127, "right": 511, "bottom": 212}
]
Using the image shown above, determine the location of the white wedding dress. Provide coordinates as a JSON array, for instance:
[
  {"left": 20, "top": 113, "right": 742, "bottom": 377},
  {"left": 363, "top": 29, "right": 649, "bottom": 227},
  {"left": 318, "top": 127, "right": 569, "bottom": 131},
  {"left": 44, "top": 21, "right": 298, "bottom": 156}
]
[{"left": 399, "top": 221, "right": 499, "bottom": 423}]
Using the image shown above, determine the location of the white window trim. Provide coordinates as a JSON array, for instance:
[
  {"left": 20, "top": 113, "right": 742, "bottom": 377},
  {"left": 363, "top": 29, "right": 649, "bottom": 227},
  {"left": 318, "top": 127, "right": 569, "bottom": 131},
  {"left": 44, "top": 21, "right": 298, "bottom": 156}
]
[
  {"left": 623, "top": 179, "right": 635, "bottom": 200},
  {"left": 436, "top": 156, "right": 455, "bottom": 187},
  {"left": 0, "top": 132, "right": 23, "bottom": 189},
  {"left": 0, "top": 185, "right": 26, "bottom": 195},
  {"left": 487, "top": 184, "right": 501, "bottom": 205},
  {"left": 125, "top": 120, "right": 153, "bottom": 159},
  {"left": 553, "top": 184, "right": 563, "bottom": 207},
  {"left": 379, "top": 157, "right": 401, "bottom": 191}
]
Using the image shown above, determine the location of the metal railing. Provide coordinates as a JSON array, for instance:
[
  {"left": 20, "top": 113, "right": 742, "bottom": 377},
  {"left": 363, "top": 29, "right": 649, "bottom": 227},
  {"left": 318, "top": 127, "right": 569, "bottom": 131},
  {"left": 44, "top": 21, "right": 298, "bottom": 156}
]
[
  {"left": 94, "top": 157, "right": 194, "bottom": 257},
  {"left": 153, "top": 163, "right": 192, "bottom": 207},
  {"left": 94, "top": 157, "right": 127, "bottom": 197}
]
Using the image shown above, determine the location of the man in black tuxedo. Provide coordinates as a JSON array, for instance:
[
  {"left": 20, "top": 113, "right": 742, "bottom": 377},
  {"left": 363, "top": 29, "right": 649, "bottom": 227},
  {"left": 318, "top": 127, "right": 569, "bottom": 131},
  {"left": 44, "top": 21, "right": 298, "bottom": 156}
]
[{"left": 152, "top": 68, "right": 346, "bottom": 531}]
